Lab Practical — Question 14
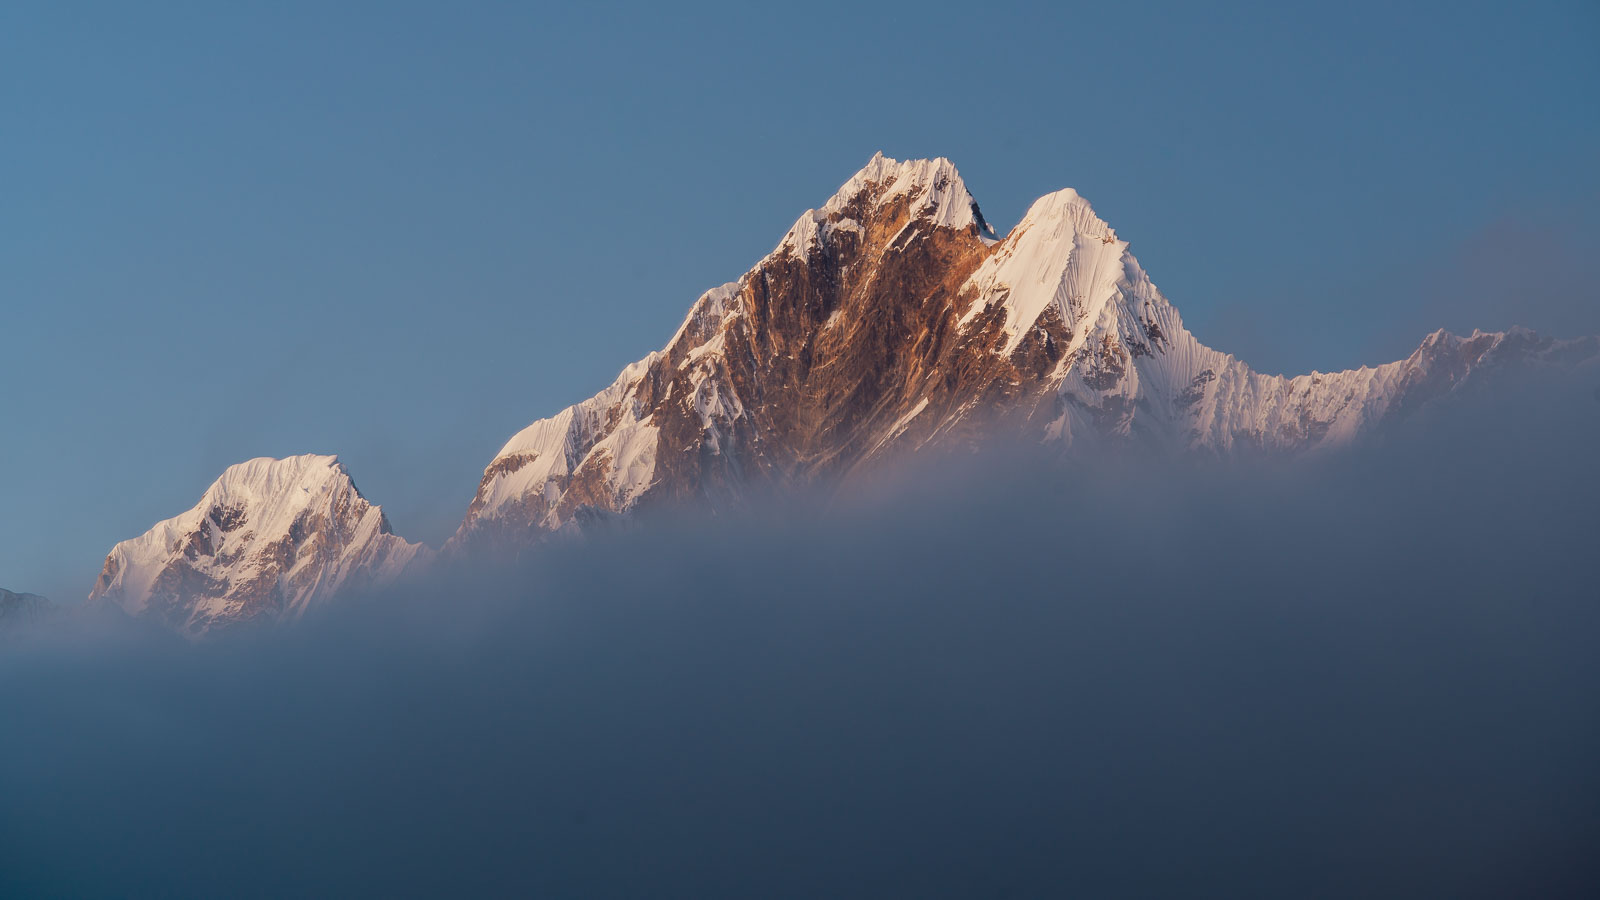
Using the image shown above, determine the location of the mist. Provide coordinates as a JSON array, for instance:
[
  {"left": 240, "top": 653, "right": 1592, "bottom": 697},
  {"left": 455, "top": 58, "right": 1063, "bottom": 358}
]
[{"left": 3, "top": 367, "right": 1598, "bottom": 899}]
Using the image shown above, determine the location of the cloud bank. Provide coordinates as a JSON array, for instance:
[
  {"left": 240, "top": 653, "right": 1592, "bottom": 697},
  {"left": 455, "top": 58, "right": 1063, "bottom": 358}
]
[{"left": 3, "top": 367, "right": 1597, "bottom": 899}]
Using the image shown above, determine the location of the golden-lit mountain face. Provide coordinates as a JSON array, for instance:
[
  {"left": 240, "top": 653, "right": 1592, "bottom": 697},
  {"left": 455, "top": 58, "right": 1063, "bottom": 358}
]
[{"left": 449, "top": 154, "right": 1596, "bottom": 554}]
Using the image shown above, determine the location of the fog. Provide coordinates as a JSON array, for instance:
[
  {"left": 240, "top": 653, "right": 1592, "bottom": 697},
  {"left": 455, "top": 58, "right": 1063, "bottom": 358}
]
[{"left": 3, "top": 369, "right": 1598, "bottom": 899}]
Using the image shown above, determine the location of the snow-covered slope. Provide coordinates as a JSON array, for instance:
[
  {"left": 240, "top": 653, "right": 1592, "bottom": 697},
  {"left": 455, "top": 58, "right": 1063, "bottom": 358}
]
[
  {"left": 451, "top": 153, "right": 1598, "bottom": 552},
  {"left": 90, "top": 455, "right": 429, "bottom": 637}
]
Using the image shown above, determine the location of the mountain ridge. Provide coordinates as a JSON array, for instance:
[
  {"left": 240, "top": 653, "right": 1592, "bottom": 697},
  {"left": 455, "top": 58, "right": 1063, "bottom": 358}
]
[
  {"left": 448, "top": 153, "right": 1598, "bottom": 554},
  {"left": 82, "top": 154, "right": 1600, "bottom": 631}
]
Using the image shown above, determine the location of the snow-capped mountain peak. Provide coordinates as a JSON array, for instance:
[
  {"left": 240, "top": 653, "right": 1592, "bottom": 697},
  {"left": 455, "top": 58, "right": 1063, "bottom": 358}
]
[
  {"left": 90, "top": 454, "right": 429, "bottom": 637},
  {"left": 780, "top": 152, "right": 992, "bottom": 259},
  {"left": 448, "top": 154, "right": 1597, "bottom": 554},
  {"left": 959, "top": 184, "right": 1128, "bottom": 355}
]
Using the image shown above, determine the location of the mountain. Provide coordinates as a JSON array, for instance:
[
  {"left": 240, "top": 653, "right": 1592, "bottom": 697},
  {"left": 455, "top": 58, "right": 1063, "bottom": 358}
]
[
  {"left": 448, "top": 153, "right": 1597, "bottom": 554},
  {"left": 0, "top": 589, "right": 54, "bottom": 633},
  {"left": 89, "top": 455, "right": 430, "bottom": 638},
  {"left": 85, "top": 154, "right": 1596, "bottom": 630}
]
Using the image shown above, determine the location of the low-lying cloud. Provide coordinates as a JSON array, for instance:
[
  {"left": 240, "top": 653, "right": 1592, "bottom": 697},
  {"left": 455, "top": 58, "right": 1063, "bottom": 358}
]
[{"left": 3, "top": 367, "right": 1598, "bottom": 899}]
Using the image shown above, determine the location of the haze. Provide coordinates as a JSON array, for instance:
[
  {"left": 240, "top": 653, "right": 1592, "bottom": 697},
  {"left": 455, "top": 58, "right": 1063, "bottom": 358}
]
[{"left": 3, "top": 370, "right": 1596, "bottom": 897}]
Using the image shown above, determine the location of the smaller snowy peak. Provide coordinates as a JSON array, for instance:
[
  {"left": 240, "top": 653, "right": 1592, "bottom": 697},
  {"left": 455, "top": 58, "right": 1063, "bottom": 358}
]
[
  {"left": 1011, "top": 188, "right": 1115, "bottom": 242},
  {"left": 1401, "top": 327, "right": 1582, "bottom": 373},
  {"left": 779, "top": 152, "right": 990, "bottom": 258},
  {"left": 960, "top": 184, "right": 1134, "bottom": 356},
  {"left": 91, "top": 454, "right": 429, "bottom": 637}
]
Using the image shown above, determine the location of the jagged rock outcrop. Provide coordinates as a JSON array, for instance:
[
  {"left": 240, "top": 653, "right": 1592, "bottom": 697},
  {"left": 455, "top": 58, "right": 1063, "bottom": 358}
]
[
  {"left": 89, "top": 455, "right": 429, "bottom": 638},
  {"left": 449, "top": 152, "right": 1597, "bottom": 554}
]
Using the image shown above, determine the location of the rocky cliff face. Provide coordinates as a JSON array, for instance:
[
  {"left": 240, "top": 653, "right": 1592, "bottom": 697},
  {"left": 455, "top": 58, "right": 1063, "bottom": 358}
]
[
  {"left": 89, "top": 455, "right": 430, "bottom": 638},
  {"left": 449, "top": 153, "right": 1597, "bottom": 554}
]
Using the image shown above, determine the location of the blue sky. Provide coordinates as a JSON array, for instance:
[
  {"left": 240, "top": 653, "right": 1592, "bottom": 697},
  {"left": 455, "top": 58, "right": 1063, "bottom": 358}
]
[{"left": 3, "top": 0, "right": 1597, "bottom": 600}]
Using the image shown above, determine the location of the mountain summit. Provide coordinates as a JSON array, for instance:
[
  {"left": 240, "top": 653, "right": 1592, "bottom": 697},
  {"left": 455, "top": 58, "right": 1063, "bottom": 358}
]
[
  {"left": 89, "top": 455, "right": 430, "bottom": 637},
  {"left": 447, "top": 154, "right": 1596, "bottom": 554}
]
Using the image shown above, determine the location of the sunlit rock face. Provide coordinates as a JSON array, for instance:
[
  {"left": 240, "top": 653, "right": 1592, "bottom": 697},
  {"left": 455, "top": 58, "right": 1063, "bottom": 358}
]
[
  {"left": 450, "top": 153, "right": 1597, "bottom": 554},
  {"left": 89, "top": 455, "right": 430, "bottom": 638}
]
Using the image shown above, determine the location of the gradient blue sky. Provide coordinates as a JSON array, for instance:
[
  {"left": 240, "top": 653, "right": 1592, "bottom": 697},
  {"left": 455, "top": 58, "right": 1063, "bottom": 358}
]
[{"left": 4, "top": 0, "right": 1597, "bottom": 601}]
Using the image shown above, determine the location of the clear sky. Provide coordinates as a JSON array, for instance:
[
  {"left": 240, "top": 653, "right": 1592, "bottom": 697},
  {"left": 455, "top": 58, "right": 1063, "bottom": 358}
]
[{"left": 3, "top": 0, "right": 1597, "bottom": 601}]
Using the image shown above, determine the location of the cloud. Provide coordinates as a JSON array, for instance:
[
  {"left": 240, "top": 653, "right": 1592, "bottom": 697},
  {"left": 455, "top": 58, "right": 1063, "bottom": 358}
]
[{"left": 3, "top": 367, "right": 1598, "bottom": 899}]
